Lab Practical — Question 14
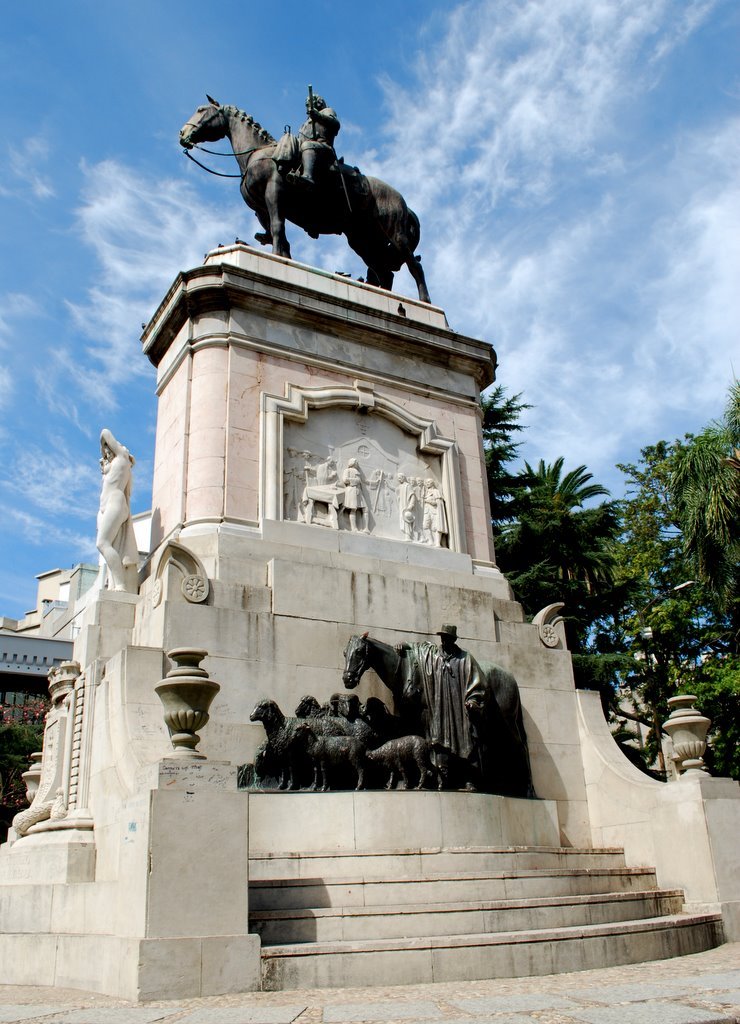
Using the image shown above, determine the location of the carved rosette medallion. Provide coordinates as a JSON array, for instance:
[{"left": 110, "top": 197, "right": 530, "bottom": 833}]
[
  {"left": 539, "top": 624, "right": 559, "bottom": 648},
  {"left": 150, "top": 539, "right": 210, "bottom": 607},
  {"left": 181, "top": 573, "right": 208, "bottom": 603}
]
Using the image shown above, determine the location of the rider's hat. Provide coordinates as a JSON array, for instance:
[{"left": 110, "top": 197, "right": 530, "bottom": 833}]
[{"left": 436, "top": 623, "right": 458, "bottom": 640}]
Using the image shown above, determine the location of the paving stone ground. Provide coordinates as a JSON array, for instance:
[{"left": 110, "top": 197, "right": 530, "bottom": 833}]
[{"left": 0, "top": 943, "right": 737, "bottom": 1024}]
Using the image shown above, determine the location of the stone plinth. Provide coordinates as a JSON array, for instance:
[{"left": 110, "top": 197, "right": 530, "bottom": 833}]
[
  {"left": 9, "top": 248, "right": 726, "bottom": 999},
  {"left": 134, "top": 246, "right": 591, "bottom": 848},
  {"left": 577, "top": 688, "right": 740, "bottom": 940},
  {"left": 143, "top": 244, "right": 498, "bottom": 565}
]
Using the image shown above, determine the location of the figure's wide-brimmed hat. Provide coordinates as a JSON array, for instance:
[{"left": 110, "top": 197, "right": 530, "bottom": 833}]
[{"left": 436, "top": 624, "right": 458, "bottom": 640}]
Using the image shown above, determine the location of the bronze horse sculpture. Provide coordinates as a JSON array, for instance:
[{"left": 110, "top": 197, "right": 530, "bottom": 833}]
[
  {"left": 179, "top": 98, "right": 431, "bottom": 304},
  {"left": 342, "top": 633, "right": 535, "bottom": 798}
]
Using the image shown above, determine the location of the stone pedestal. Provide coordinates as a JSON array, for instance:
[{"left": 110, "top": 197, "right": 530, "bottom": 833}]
[
  {"left": 3, "top": 248, "right": 730, "bottom": 998},
  {"left": 577, "top": 688, "right": 740, "bottom": 940},
  {"left": 133, "top": 245, "right": 591, "bottom": 846}
]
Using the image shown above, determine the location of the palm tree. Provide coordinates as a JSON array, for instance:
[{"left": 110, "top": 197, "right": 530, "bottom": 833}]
[
  {"left": 670, "top": 382, "right": 740, "bottom": 607},
  {"left": 496, "top": 458, "right": 621, "bottom": 648}
]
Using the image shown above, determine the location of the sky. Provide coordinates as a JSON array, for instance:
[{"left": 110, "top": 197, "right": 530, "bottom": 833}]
[{"left": 1, "top": 0, "right": 738, "bottom": 620}]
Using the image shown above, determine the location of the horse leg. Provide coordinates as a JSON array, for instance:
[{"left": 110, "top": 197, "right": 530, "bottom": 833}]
[
  {"left": 254, "top": 209, "right": 272, "bottom": 247},
  {"left": 406, "top": 253, "right": 431, "bottom": 304},
  {"left": 368, "top": 266, "right": 394, "bottom": 292},
  {"left": 265, "top": 175, "right": 291, "bottom": 259}
]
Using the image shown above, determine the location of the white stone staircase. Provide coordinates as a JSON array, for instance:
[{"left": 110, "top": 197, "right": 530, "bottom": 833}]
[{"left": 249, "top": 845, "right": 724, "bottom": 990}]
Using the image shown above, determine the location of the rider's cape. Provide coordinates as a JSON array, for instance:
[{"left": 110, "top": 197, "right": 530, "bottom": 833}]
[{"left": 273, "top": 131, "right": 299, "bottom": 168}]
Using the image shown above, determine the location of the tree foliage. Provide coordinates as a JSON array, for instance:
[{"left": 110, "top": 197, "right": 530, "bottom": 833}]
[
  {"left": 481, "top": 381, "right": 739, "bottom": 780},
  {"left": 481, "top": 386, "right": 531, "bottom": 525},
  {"left": 670, "top": 381, "right": 740, "bottom": 608},
  {"left": 0, "top": 697, "right": 47, "bottom": 841},
  {"left": 495, "top": 457, "right": 621, "bottom": 651}
]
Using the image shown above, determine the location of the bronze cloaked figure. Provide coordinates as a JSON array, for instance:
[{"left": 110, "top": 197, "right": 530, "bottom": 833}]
[
  {"left": 179, "top": 90, "right": 431, "bottom": 304},
  {"left": 342, "top": 628, "right": 535, "bottom": 797}
]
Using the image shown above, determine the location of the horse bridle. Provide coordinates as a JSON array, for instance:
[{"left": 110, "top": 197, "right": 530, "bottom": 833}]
[
  {"left": 181, "top": 109, "right": 263, "bottom": 178},
  {"left": 346, "top": 634, "right": 371, "bottom": 683}
]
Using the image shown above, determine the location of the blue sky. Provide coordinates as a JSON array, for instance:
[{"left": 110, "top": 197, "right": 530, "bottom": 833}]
[{"left": 1, "top": 0, "right": 738, "bottom": 619}]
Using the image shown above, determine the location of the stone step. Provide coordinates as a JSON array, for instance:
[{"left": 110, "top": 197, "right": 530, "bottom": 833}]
[
  {"left": 249, "top": 866, "right": 659, "bottom": 911},
  {"left": 249, "top": 845, "right": 629, "bottom": 881},
  {"left": 251, "top": 888, "right": 685, "bottom": 945},
  {"left": 260, "top": 911, "right": 724, "bottom": 990}
]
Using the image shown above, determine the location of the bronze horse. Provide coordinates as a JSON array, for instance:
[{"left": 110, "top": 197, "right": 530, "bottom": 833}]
[
  {"left": 179, "top": 98, "right": 431, "bottom": 304},
  {"left": 342, "top": 633, "right": 535, "bottom": 797}
]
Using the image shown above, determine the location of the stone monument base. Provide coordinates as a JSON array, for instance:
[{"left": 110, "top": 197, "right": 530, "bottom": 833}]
[
  {"left": 0, "top": 250, "right": 733, "bottom": 998},
  {"left": 248, "top": 791, "right": 721, "bottom": 991}
]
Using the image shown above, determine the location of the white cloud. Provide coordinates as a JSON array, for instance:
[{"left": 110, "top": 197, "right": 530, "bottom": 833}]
[
  {"left": 0, "top": 292, "right": 43, "bottom": 346},
  {"left": 47, "top": 160, "right": 246, "bottom": 412},
  {"left": 0, "top": 135, "right": 55, "bottom": 200},
  {"left": 361, "top": 0, "right": 733, "bottom": 491},
  {"left": 370, "top": 0, "right": 713, "bottom": 213},
  {"left": 0, "top": 504, "right": 94, "bottom": 557},
  {"left": 0, "top": 366, "right": 12, "bottom": 411},
  {"left": 4, "top": 440, "right": 100, "bottom": 519}
]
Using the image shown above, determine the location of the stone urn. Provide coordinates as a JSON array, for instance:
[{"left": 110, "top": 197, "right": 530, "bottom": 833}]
[
  {"left": 48, "top": 660, "right": 80, "bottom": 705},
  {"left": 21, "top": 751, "right": 43, "bottom": 803},
  {"left": 155, "top": 648, "right": 220, "bottom": 759},
  {"left": 663, "top": 694, "right": 711, "bottom": 775}
]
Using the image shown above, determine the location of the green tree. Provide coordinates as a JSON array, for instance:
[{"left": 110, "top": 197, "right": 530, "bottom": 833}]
[
  {"left": 481, "top": 386, "right": 532, "bottom": 528},
  {"left": 496, "top": 457, "right": 622, "bottom": 650},
  {"left": 0, "top": 701, "right": 46, "bottom": 840},
  {"left": 602, "top": 439, "right": 739, "bottom": 778},
  {"left": 670, "top": 381, "right": 740, "bottom": 609}
]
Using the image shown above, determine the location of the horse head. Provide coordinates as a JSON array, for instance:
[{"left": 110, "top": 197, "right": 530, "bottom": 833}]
[
  {"left": 179, "top": 96, "right": 227, "bottom": 150},
  {"left": 342, "top": 632, "right": 370, "bottom": 689}
]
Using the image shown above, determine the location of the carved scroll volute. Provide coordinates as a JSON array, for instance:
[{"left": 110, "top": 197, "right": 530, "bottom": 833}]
[
  {"left": 532, "top": 603, "right": 566, "bottom": 649},
  {"left": 151, "top": 539, "right": 210, "bottom": 608}
]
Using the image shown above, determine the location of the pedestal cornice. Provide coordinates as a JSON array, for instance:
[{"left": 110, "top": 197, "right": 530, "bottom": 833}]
[{"left": 141, "top": 247, "right": 496, "bottom": 392}]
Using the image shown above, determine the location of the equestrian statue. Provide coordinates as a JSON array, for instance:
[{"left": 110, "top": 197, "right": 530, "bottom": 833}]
[{"left": 179, "top": 89, "right": 431, "bottom": 304}]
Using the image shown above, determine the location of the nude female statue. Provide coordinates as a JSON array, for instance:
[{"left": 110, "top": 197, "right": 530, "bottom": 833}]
[{"left": 96, "top": 429, "right": 138, "bottom": 593}]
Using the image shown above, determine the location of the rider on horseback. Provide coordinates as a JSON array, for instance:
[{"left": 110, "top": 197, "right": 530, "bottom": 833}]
[{"left": 291, "top": 92, "right": 340, "bottom": 190}]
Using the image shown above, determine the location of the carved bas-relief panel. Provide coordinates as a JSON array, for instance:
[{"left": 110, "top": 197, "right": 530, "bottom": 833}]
[
  {"left": 262, "top": 382, "right": 466, "bottom": 550},
  {"left": 11, "top": 661, "right": 95, "bottom": 839}
]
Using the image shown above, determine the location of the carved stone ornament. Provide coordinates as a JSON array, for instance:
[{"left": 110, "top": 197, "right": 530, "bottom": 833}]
[
  {"left": 532, "top": 602, "right": 565, "bottom": 648},
  {"left": 181, "top": 573, "right": 208, "bottom": 603},
  {"left": 663, "top": 694, "right": 711, "bottom": 775},
  {"left": 155, "top": 648, "right": 220, "bottom": 759},
  {"left": 12, "top": 661, "right": 82, "bottom": 838},
  {"left": 262, "top": 381, "right": 467, "bottom": 552},
  {"left": 151, "top": 538, "right": 210, "bottom": 607}
]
